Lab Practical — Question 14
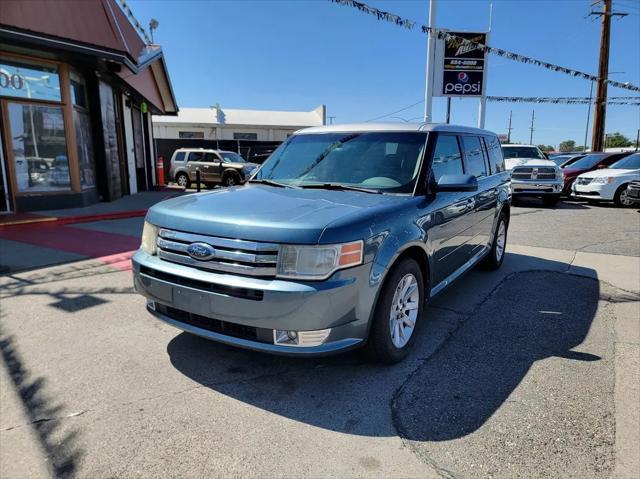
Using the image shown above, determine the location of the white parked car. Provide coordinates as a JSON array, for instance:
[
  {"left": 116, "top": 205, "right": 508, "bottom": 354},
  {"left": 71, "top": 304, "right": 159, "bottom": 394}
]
[{"left": 572, "top": 152, "right": 640, "bottom": 207}]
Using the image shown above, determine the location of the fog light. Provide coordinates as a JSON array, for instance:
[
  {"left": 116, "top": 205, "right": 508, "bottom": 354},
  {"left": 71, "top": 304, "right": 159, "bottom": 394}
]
[{"left": 274, "top": 328, "right": 331, "bottom": 347}]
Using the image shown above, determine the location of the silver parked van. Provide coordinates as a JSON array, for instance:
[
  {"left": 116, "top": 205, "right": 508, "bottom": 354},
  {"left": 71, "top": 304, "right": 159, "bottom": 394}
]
[{"left": 133, "top": 124, "right": 511, "bottom": 363}]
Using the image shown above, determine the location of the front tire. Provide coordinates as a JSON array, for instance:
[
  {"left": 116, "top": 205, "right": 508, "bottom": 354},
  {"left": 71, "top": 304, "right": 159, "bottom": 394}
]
[
  {"left": 222, "top": 172, "right": 240, "bottom": 187},
  {"left": 481, "top": 211, "right": 508, "bottom": 270},
  {"left": 614, "top": 184, "right": 632, "bottom": 207},
  {"left": 365, "top": 257, "right": 425, "bottom": 364}
]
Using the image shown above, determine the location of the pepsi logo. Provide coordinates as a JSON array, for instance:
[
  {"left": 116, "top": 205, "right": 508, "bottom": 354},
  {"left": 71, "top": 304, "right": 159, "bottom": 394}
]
[{"left": 457, "top": 72, "right": 469, "bottom": 83}]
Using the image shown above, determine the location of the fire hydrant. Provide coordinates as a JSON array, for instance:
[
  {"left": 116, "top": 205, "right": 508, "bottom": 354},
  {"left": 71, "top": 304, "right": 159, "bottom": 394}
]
[{"left": 156, "top": 156, "right": 165, "bottom": 186}]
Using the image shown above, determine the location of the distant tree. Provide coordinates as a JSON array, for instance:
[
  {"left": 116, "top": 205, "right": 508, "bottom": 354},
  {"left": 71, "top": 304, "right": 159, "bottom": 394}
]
[
  {"left": 605, "top": 132, "right": 632, "bottom": 148},
  {"left": 537, "top": 144, "right": 554, "bottom": 152},
  {"left": 559, "top": 140, "right": 577, "bottom": 152},
  {"left": 574, "top": 145, "right": 586, "bottom": 152}
]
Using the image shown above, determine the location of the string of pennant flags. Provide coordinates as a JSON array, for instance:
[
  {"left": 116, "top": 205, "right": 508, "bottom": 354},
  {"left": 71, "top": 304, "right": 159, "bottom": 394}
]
[
  {"left": 328, "top": 0, "right": 640, "bottom": 93},
  {"left": 118, "top": 0, "right": 153, "bottom": 44},
  {"left": 486, "top": 96, "right": 640, "bottom": 105}
]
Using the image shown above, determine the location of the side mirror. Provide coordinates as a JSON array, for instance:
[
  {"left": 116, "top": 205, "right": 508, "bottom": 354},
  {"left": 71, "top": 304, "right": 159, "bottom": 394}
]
[{"left": 436, "top": 174, "right": 478, "bottom": 192}]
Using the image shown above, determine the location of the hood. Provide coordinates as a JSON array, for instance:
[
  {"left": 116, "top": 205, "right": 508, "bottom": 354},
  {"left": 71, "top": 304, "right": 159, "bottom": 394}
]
[
  {"left": 578, "top": 168, "right": 640, "bottom": 179},
  {"left": 505, "top": 158, "right": 557, "bottom": 170},
  {"left": 563, "top": 167, "right": 588, "bottom": 178},
  {"left": 229, "top": 162, "right": 259, "bottom": 169},
  {"left": 146, "top": 184, "right": 412, "bottom": 244}
]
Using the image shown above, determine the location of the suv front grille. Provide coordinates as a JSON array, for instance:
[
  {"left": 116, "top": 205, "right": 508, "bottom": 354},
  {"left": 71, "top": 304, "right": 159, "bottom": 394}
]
[
  {"left": 512, "top": 166, "right": 557, "bottom": 180},
  {"left": 157, "top": 228, "right": 278, "bottom": 278}
]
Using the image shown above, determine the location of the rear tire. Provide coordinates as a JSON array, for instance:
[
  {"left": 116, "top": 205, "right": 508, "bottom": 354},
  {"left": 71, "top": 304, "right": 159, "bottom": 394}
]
[
  {"left": 614, "top": 184, "right": 632, "bottom": 207},
  {"left": 365, "top": 257, "right": 425, "bottom": 364},
  {"left": 542, "top": 195, "right": 560, "bottom": 207},
  {"left": 175, "top": 172, "right": 190, "bottom": 189},
  {"left": 480, "top": 211, "right": 508, "bottom": 270}
]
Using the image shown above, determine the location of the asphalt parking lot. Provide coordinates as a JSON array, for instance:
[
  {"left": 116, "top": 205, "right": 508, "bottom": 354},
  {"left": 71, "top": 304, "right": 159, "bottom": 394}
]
[{"left": 0, "top": 199, "right": 638, "bottom": 478}]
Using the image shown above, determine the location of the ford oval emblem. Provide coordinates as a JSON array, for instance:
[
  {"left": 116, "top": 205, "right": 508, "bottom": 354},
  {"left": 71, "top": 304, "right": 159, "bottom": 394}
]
[{"left": 186, "top": 242, "right": 216, "bottom": 261}]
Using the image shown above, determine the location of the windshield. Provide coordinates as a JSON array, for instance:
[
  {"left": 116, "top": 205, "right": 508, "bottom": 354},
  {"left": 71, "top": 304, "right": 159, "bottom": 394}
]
[
  {"left": 253, "top": 132, "right": 427, "bottom": 193},
  {"left": 502, "top": 146, "right": 546, "bottom": 160},
  {"left": 610, "top": 153, "right": 640, "bottom": 169},
  {"left": 220, "top": 152, "right": 246, "bottom": 163},
  {"left": 566, "top": 153, "right": 606, "bottom": 170},
  {"left": 551, "top": 155, "right": 571, "bottom": 166}
]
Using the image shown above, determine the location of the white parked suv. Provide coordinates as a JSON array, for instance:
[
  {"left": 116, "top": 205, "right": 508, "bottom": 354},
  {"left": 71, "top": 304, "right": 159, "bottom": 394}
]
[
  {"left": 502, "top": 144, "right": 564, "bottom": 206},
  {"left": 572, "top": 152, "right": 640, "bottom": 207}
]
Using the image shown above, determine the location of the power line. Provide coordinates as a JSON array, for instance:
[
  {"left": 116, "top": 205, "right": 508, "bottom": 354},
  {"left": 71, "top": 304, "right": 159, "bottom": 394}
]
[{"left": 364, "top": 99, "right": 424, "bottom": 122}]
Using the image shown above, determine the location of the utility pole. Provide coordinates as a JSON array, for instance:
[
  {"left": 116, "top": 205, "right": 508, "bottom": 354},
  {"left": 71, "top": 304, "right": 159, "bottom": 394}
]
[
  {"left": 507, "top": 110, "right": 513, "bottom": 143},
  {"left": 328, "top": 116, "right": 336, "bottom": 125},
  {"left": 446, "top": 97, "right": 451, "bottom": 124},
  {"left": 423, "top": 0, "right": 436, "bottom": 122},
  {"left": 590, "top": 0, "right": 627, "bottom": 152},
  {"left": 529, "top": 109, "right": 535, "bottom": 144}
]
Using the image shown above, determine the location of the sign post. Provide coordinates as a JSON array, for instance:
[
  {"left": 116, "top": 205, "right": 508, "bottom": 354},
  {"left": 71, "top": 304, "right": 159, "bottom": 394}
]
[{"left": 423, "top": 0, "right": 437, "bottom": 123}]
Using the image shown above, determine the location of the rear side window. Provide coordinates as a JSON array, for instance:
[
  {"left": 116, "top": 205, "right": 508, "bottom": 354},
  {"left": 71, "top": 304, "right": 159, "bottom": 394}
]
[
  {"left": 484, "top": 136, "right": 505, "bottom": 173},
  {"left": 602, "top": 154, "right": 627, "bottom": 167},
  {"left": 173, "top": 151, "right": 186, "bottom": 163},
  {"left": 188, "top": 152, "right": 204, "bottom": 162},
  {"left": 461, "top": 136, "right": 487, "bottom": 177},
  {"left": 431, "top": 135, "right": 463, "bottom": 180}
]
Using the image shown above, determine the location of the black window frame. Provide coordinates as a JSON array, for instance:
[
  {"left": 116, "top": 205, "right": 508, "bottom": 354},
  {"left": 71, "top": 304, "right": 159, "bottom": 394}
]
[{"left": 428, "top": 133, "right": 466, "bottom": 180}]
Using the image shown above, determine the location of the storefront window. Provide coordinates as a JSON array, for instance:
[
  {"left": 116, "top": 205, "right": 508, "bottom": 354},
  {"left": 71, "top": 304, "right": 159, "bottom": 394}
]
[
  {"left": 70, "top": 71, "right": 95, "bottom": 188},
  {"left": 8, "top": 103, "right": 70, "bottom": 192},
  {"left": 0, "top": 59, "right": 61, "bottom": 102}
]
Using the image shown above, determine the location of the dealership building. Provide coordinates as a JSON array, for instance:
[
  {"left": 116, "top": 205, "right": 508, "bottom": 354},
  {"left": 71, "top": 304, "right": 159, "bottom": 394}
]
[
  {"left": 152, "top": 105, "right": 326, "bottom": 169},
  {"left": 0, "top": 0, "right": 177, "bottom": 213}
]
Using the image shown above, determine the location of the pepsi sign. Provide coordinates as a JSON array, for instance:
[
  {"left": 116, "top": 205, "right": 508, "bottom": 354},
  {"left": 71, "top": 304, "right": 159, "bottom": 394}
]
[{"left": 437, "top": 31, "right": 487, "bottom": 97}]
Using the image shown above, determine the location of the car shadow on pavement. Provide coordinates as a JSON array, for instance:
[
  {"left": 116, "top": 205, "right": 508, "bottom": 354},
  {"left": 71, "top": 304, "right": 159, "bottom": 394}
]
[{"left": 166, "top": 258, "right": 601, "bottom": 443}]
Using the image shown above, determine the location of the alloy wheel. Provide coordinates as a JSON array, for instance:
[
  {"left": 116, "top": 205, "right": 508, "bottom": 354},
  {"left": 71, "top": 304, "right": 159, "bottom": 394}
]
[
  {"left": 495, "top": 220, "right": 506, "bottom": 261},
  {"left": 389, "top": 273, "right": 420, "bottom": 348}
]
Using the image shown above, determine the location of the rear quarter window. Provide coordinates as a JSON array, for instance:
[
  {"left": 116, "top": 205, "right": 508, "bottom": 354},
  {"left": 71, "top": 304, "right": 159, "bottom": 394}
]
[{"left": 173, "top": 151, "right": 186, "bottom": 163}]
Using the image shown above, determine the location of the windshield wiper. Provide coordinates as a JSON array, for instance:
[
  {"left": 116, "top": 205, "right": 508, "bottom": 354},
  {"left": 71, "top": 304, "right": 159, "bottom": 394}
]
[
  {"left": 297, "top": 183, "right": 382, "bottom": 194},
  {"left": 249, "top": 179, "right": 297, "bottom": 189}
]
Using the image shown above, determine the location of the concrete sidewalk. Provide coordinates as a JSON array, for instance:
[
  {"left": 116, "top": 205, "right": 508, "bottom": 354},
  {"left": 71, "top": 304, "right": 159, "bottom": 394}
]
[{"left": 0, "top": 190, "right": 183, "bottom": 228}]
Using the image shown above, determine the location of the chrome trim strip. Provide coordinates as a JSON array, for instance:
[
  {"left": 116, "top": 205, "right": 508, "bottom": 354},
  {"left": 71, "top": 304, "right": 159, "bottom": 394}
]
[
  {"left": 159, "top": 229, "right": 278, "bottom": 252},
  {"left": 157, "top": 238, "right": 277, "bottom": 263},
  {"left": 158, "top": 250, "right": 276, "bottom": 276},
  {"left": 430, "top": 246, "right": 490, "bottom": 298}
]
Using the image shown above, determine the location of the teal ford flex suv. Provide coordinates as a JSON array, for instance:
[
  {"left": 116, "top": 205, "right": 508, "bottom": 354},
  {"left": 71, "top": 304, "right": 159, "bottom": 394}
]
[{"left": 133, "top": 123, "right": 511, "bottom": 363}]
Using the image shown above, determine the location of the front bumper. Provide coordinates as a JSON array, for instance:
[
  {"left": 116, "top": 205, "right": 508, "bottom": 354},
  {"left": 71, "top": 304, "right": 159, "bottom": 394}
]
[
  {"left": 132, "top": 250, "right": 375, "bottom": 356},
  {"left": 511, "top": 179, "right": 563, "bottom": 196},
  {"left": 571, "top": 182, "right": 615, "bottom": 201}
]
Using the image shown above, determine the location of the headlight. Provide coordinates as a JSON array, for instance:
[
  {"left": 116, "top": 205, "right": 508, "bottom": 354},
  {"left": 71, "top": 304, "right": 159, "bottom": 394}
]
[
  {"left": 277, "top": 241, "right": 363, "bottom": 280},
  {"left": 555, "top": 169, "right": 563, "bottom": 180},
  {"left": 140, "top": 221, "right": 158, "bottom": 255},
  {"left": 591, "top": 177, "right": 612, "bottom": 185}
]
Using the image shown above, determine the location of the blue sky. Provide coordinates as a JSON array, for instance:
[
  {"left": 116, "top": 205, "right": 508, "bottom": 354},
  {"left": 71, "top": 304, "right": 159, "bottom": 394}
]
[{"left": 129, "top": 0, "right": 639, "bottom": 148}]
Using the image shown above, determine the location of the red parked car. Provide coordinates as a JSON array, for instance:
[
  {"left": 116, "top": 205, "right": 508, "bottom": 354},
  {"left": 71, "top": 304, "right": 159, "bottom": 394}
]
[{"left": 561, "top": 152, "right": 632, "bottom": 195}]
